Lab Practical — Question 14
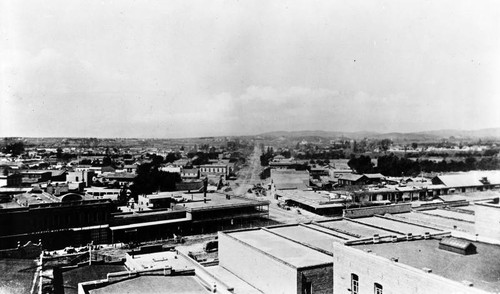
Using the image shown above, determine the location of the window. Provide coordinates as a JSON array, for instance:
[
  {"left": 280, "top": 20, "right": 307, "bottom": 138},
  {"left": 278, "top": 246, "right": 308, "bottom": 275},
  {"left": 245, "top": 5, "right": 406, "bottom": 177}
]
[
  {"left": 374, "top": 283, "right": 383, "bottom": 294},
  {"left": 351, "top": 274, "right": 359, "bottom": 294},
  {"left": 302, "top": 281, "right": 312, "bottom": 294}
]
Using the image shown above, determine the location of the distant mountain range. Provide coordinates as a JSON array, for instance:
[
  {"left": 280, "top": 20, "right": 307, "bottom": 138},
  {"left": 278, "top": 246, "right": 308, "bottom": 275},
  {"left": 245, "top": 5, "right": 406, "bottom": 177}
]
[{"left": 257, "top": 128, "right": 500, "bottom": 141}]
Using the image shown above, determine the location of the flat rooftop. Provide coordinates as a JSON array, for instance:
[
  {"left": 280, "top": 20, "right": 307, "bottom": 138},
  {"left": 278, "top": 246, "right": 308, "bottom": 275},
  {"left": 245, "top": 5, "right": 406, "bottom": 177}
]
[
  {"left": 421, "top": 208, "right": 475, "bottom": 222},
  {"left": 277, "top": 190, "right": 345, "bottom": 209},
  {"left": 267, "top": 224, "right": 347, "bottom": 253},
  {"left": 317, "top": 219, "right": 400, "bottom": 239},
  {"left": 126, "top": 251, "right": 193, "bottom": 271},
  {"left": 89, "top": 275, "right": 210, "bottom": 294},
  {"left": 204, "top": 265, "right": 262, "bottom": 294},
  {"left": 227, "top": 228, "right": 332, "bottom": 268},
  {"left": 62, "top": 264, "right": 126, "bottom": 294},
  {"left": 395, "top": 211, "right": 475, "bottom": 233},
  {"left": 304, "top": 223, "right": 357, "bottom": 240},
  {"left": 355, "top": 239, "right": 500, "bottom": 293},
  {"left": 353, "top": 216, "right": 444, "bottom": 236},
  {"left": 0, "top": 258, "right": 38, "bottom": 294},
  {"left": 178, "top": 193, "right": 268, "bottom": 211},
  {"left": 11, "top": 192, "right": 58, "bottom": 207}
]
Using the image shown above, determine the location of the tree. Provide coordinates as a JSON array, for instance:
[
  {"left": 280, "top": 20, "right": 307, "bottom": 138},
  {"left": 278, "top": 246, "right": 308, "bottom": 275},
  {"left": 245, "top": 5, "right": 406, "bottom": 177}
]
[
  {"left": 379, "top": 139, "right": 391, "bottom": 154},
  {"left": 4, "top": 141, "right": 25, "bottom": 156},
  {"left": 348, "top": 155, "right": 374, "bottom": 174},
  {"left": 56, "top": 148, "right": 63, "bottom": 159},
  {"left": 411, "top": 142, "right": 418, "bottom": 150},
  {"left": 132, "top": 162, "right": 182, "bottom": 196}
]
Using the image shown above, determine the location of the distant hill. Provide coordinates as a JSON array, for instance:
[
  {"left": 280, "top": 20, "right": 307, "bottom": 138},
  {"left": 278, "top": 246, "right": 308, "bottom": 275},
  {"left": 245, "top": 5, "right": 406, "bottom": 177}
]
[{"left": 257, "top": 128, "right": 500, "bottom": 141}]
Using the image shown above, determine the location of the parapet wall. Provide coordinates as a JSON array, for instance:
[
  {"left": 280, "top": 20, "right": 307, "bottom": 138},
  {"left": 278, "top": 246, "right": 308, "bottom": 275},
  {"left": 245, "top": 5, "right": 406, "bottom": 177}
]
[{"left": 343, "top": 203, "right": 411, "bottom": 218}]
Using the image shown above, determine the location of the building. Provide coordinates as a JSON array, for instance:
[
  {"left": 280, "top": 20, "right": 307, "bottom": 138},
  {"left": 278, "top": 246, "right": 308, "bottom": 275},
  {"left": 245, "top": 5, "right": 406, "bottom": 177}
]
[
  {"left": 333, "top": 237, "right": 500, "bottom": 294},
  {"left": 109, "top": 193, "right": 269, "bottom": 244},
  {"left": 475, "top": 199, "right": 500, "bottom": 242},
  {"left": 432, "top": 171, "right": 500, "bottom": 193},
  {"left": 275, "top": 190, "right": 346, "bottom": 215},
  {"left": 101, "top": 172, "right": 136, "bottom": 187},
  {"left": 181, "top": 168, "right": 200, "bottom": 180},
  {"left": 77, "top": 247, "right": 225, "bottom": 294},
  {"left": 160, "top": 164, "right": 182, "bottom": 174},
  {"left": 19, "top": 170, "right": 52, "bottom": 185},
  {"left": 337, "top": 174, "right": 367, "bottom": 186},
  {"left": 269, "top": 169, "right": 310, "bottom": 197},
  {"left": 85, "top": 187, "right": 123, "bottom": 201},
  {"left": 219, "top": 228, "right": 333, "bottom": 294},
  {"left": 0, "top": 173, "right": 23, "bottom": 187},
  {"left": 338, "top": 173, "right": 385, "bottom": 186},
  {"left": 0, "top": 193, "right": 114, "bottom": 249},
  {"left": 67, "top": 170, "right": 96, "bottom": 187},
  {"left": 199, "top": 164, "right": 228, "bottom": 179}
]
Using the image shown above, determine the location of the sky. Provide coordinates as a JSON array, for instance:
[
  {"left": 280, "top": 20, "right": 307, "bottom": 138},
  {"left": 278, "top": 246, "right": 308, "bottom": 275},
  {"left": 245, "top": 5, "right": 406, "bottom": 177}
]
[{"left": 1, "top": 0, "right": 500, "bottom": 138}]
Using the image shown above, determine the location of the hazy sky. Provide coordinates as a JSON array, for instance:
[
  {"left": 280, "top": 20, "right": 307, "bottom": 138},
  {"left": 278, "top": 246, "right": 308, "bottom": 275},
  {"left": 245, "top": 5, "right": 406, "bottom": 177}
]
[{"left": 1, "top": 0, "right": 499, "bottom": 138}]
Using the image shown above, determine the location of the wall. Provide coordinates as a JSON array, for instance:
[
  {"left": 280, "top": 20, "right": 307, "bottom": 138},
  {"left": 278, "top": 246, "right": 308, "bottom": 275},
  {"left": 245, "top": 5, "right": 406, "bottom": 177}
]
[
  {"left": 297, "top": 265, "right": 333, "bottom": 294},
  {"left": 218, "top": 232, "right": 297, "bottom": 294},
  {"left": 475, "top": 202, "right": 500, "bottom": 241},
  {"left": 332, "top": 243, "right": 489, "bottom": 294},
  {"left": 343, "top": 203, "right": 411, "bottom": 218}
]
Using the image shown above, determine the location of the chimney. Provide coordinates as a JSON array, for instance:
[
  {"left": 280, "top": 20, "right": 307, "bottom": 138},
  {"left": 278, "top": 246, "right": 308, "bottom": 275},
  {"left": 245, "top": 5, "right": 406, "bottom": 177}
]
[
  {"left": 391, "top": 235, "right": 398, "bottom": 242},
  {"left": 422, "top": 268, "right": 432, "bottom": 273},
  {"left": 373, "top": 234, "right": 380, "bottom": 243},
  {"left": 406, "top": 233, "right": 413, "bottom": 241},
  {"left": 424, "top": 232, "right": 430, "bottom": 239}
]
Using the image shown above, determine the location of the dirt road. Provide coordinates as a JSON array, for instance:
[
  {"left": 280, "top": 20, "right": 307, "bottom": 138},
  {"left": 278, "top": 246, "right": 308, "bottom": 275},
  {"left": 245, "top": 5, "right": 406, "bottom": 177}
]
[
  {"left": 231, "top": 145, "right": 263, "bottom": 196},
  {"left": 230, "top": 145, "right": 331, "bottom": 224}
]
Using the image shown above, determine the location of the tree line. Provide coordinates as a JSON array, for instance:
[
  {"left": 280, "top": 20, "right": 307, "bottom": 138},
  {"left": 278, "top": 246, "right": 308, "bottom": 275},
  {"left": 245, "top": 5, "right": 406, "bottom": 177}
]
[{"left": 348, "top": 154, "right": 500, "bottom": 176}]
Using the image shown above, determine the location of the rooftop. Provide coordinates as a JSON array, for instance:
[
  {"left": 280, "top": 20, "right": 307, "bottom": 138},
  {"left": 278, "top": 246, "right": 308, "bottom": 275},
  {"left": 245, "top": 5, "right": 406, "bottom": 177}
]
[
  {"left": 276, "top": 190, "right": 345, "bottom": 209},
  {"left": 394, "top": 211, "right": 475, "bottom": 233},
  {"left": 62, "top": 264, "right": 126, "bottom": 294},
  {"left": 434, "top": 170, "right": 500, "bottom": 187},
  {"left": 226, "top": 228, "right": 332, "bottom": 268},
  {"left": 267, "top": 224, "right": 347, "bottom": 253},
  {"left": 353, "top": 216, "right": 444, "bottom": 236},
  {"left": 0, "top": 258, "right": 38, "bottom": 294},
  {"left": 317, "top": 219, "right": 401, "bottom": 239},
  {"left": 89, "top": 275, "right": 210, "bottom": 294},
  {"left": 177, "top": 193, "right": 268, "bottom": 212},
  {"left": 271, "top": 169, "right": 310, "bottom": 190},
  {"left": 125, "top": 251, "right": 193, "bottom": 271},
  {"left": 355, "top": 239, "right": 500, "bottom": 292}
]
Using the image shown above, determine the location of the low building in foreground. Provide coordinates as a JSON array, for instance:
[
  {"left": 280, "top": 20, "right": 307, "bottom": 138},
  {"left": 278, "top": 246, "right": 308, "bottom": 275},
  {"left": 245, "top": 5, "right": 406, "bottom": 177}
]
[
  {"left": 333, "top": 237, "right": 500, "bottom": 294},
  {"left": 219, "top": 228, "right": 333, "bottom": 294}
]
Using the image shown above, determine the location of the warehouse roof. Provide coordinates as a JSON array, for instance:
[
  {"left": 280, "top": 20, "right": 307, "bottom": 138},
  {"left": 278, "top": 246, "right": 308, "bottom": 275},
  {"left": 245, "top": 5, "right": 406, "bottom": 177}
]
[
  {"left": 178, "top": 193, "right": 269, "bottom": 212},
  {"left": 226, "top": 228, "right": 332, "bottom": 268},
  {"left": 271, "top": 169, "right": 310, "bottom": 190},
  {"left": 355, "top": 239, "right": 500, "bottom": 292},
  {"left": 266, "top": 224, "right": 347, "bottom": 253},
  {"left": 433, "top": 170, "right": 500, "bottom": 188}
]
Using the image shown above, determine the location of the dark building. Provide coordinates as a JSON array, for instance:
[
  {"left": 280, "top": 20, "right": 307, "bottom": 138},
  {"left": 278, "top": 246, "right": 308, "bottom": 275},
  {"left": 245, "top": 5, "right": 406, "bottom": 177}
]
[{"left": 0, "top": 194, "right": 114, "bottom": 249}]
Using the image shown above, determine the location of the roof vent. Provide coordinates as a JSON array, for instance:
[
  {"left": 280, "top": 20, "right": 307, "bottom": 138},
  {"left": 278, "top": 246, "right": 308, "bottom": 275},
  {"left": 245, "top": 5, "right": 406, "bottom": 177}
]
[
  {"left": 462, "top": 280, "right": 474, "bottom": 287},
  {"left": 439, "top": 237, "right": 477, "bottom": 255},
  {"left": 422, "top": 267, "right": 432, "bottom": 273},
  {"left": 390, "top": 257, "right": 398, "bottom": 262}
]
